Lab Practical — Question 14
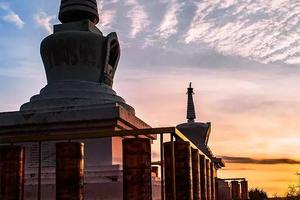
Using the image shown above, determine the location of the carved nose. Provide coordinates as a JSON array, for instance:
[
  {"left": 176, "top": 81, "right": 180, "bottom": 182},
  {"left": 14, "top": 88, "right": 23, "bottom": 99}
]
[{"left": 59, "top": 0, "right": 99, "bottom": 24}]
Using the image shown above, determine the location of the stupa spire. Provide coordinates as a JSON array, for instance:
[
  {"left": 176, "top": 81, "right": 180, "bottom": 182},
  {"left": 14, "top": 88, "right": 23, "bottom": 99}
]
[
  {"left": 187, "top": 82, "right": 196, "bottom": 123},
  {"left": 59, "top": 0, "right": 99, "bottom": 24}
]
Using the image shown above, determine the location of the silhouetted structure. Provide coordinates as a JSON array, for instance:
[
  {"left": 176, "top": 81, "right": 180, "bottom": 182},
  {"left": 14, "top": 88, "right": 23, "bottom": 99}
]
[
  {"left": 0, "top": 1, "right": 247, "bottom": 200},
  {"left": 217, "top": 178, "right": 249, "bottom": 200},
  {"left": 177, "top": 83, "right": 225, "bottom": 200}
]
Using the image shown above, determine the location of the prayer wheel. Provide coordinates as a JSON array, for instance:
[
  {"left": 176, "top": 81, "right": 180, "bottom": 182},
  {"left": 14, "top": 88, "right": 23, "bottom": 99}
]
[
  {"left": 206, "top": 159, "right": 211, "bottom": 200},
  {"left": 56, "top": 142, "right": 84, "bottom": 200},
  {"left": 123, "top": 138, "right": 152, "bottom": 200},
  {"left": 210, "top": 162, "right": 216, "bottom": 200},
  {"left": 200, "top": 154, "right": 207, "bottom": 200},
  {"left": 241, "top": 181, "right": 248, "bottom": 200},
  {"left": 164, "top": 141, "right": 193, "bottom": 200},
  {"left": 0, "top": 145, "right": 25, "bottom": 200},
  {"left": 231, "top": 181, "right": 240, "bottom": 200},
  {"left": 191, "top": 148, "right": 201, "bottom": 200}
]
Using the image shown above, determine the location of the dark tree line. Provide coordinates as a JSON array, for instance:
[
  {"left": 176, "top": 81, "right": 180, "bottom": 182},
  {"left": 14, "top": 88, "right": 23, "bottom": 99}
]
[
  {"left": 249, "top": 173, "right": 300, "bottom": 200},
  {"left": 249, "top": 188, "right": 268, "bottom": 200}
]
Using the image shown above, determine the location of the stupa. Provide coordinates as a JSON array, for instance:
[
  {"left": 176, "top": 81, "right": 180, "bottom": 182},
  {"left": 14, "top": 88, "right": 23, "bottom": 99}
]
[
  {"left": 177, "top": 83, "right": 213, "bottom": 157},
  {"left": 0, "top": 0, "right": 152, "bottom": 199},
  {"left": 21, "top": 0, "right": 134, "bottom": 113}
]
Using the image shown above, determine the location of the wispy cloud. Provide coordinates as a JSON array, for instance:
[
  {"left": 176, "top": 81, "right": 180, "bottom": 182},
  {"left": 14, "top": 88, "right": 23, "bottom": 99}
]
[
  {"left": 97, "top": 1, "right": 116, "bottom": 31},
  {"left": 2, "top": 11, "right": 24, "bottom": 29},
  {"left": 157, "top": 0, "right": 184, "bottom": 39},
  {"left": 125, "top": 0, "right": 150, "bottom": 38},
  {"left": 0, "top": 4, "right": 24, "bottom": 29},
  {"left": 222, "top": 156, "right": 300, "bottom": 165},
  {"left": 0, "top": 2, "right": 9, "bottom": 10},
  {"left": 185, "top": 0, "right": 300, "bottom": 65},
  {"left": 34, "top": 11, "right": 55, "bottom": 34}
]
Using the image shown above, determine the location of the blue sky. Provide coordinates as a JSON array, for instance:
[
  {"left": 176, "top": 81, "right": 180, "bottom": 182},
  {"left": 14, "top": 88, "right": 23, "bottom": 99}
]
[{"left": 1, "top": 0, "right": 300, "bottom": 195}]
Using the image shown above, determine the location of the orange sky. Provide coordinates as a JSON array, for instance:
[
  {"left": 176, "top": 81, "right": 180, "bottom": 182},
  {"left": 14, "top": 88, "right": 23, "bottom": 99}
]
[
  {"left": 1, "top": 1, "right": 300, "bottom": 196},
  {"left": 113, "top": 66, "right": 300, "bottom": 197},
  {"left": 219, "top": 163, "right": 300, "bottom": 196}
]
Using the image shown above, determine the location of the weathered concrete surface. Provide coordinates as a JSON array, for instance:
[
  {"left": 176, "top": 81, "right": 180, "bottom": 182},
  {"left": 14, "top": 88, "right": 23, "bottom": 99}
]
[{"left": 0, "top": 104, "right": 149, "bottom": 136}]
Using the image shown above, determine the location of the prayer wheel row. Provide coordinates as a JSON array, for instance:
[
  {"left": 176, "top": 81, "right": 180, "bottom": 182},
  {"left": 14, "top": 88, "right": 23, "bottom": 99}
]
[
  {"left": 164, "top": 141, "right": 217, "bottom": 200},
  {"left": 0, "top": 143, "right": 85, "bottom": 200},
  {"left": 0, "top": 139, "right": 220, "bottom": 200},
  {"left": 231, "top": 180, "right": 249, "bottom": 200},
  {"left": 0, "top": 139, "right": 153, "bottom": 200}
]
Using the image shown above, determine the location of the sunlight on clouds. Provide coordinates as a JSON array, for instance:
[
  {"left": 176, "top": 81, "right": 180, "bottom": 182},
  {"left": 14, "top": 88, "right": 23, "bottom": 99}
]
[
  {"left": 2, "top": 11, "right": 24, "bottom": 28},
  {"left": 0, "top": 4, "right": 24, "bottom": 29},
  {"left": 34, "top": 11, "right": 55, "bottom": 34},
  {"left": 125, "top": 0, "right": 150, "bottom": 38},
  {"left": 185, "top": 0, "right": 300, "bottom": 65},
  {"left": 97, "top": 0, "right": 116, "bottom": 31},
  {"left": 98, "top": 10, "right": 115, "bottom": 31},
  {"left": 157, "top": 0, "right": 184, "bottom": 39}
]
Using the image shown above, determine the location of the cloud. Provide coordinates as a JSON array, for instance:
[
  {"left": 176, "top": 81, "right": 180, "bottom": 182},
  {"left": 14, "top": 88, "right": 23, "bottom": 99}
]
[
  {"left": 2, "top": 11, "right": 24, "bottom": 29},
  {"left": 0, "top": 3, "right": 9, "bottom": 10},
  {"left": 185, "top": 0, "right": 300, "bottom": 65},
  {"left": 97, "top": 1, "right": 116, "bottom": 31},
  {"left": 222, "top": 156, "right": 300, "bottom": 165},
  {"left": 34, "top": 11, "right": 55, "bottom": 34},
  {"left": 125, "top": 0, "right": 150, "bottom": 38},
  {"left": 0, "top": 4, "right": 24, "bottom": 29},
  {"left": 91, "top": 0, "right": 300, "bottom": 65},
  {"left": 157, "top": 0, "right": 184, "bottom": 39}
]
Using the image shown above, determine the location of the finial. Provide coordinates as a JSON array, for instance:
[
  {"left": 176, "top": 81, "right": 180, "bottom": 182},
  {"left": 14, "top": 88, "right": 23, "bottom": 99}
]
[
  {"left": 59, "top": 0, "right": 99, "bottom": 24},
  {"left": 187, "top": 82, "right": 196, "bottom": 123}
]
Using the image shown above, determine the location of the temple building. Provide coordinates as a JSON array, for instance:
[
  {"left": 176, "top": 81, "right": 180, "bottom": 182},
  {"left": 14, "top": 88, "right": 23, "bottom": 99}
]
[{"left": 0, "top": 0, "right": 248, "bottom": 200}]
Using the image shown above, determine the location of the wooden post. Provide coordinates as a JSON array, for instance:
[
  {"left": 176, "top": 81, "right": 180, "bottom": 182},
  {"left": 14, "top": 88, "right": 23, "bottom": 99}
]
[{"left": 0, "top": 145, "right": 25, "bottom": 200}]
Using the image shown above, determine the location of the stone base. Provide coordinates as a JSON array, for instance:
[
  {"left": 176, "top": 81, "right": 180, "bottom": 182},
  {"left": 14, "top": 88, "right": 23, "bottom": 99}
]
[
  {"left": 24, "top": 165, "right": 162, "bottom": 200},
  {"left": 0, "top": 103, "right": 150, "bottom": 136},
  {"left": 20, "top": 81, "right": 135, "bottom": 114}
]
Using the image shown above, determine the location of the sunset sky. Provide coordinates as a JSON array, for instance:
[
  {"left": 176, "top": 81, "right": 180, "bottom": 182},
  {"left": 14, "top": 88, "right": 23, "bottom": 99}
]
[{"left": 1, "top": 0, "right": 300, "bottom": 196}]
